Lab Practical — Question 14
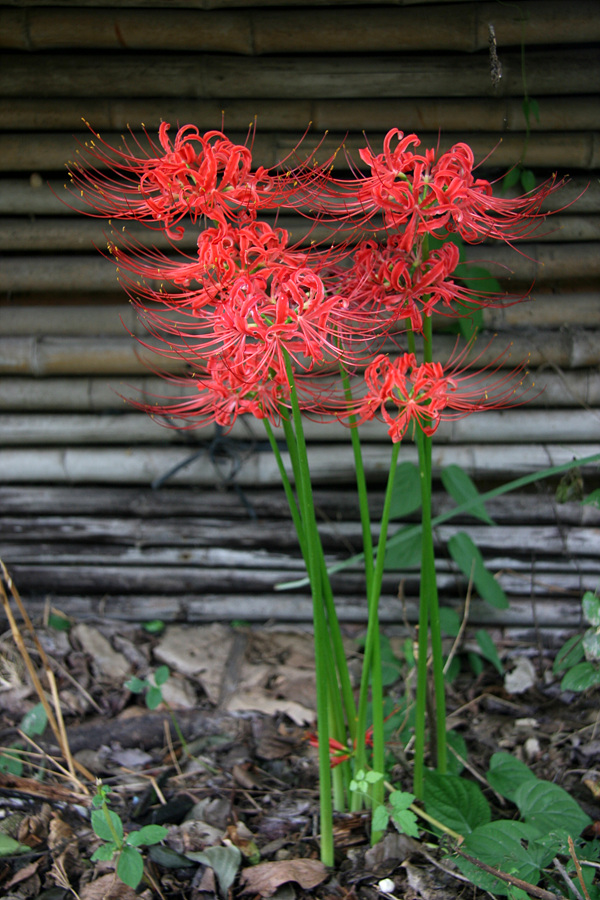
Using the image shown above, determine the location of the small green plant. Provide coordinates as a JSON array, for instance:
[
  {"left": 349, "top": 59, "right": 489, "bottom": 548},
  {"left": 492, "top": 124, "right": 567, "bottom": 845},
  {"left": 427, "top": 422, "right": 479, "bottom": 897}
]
[
  {"left": 91, "top": 782, "right": 168, "bottom": 889},
  {"left": 125, "top": 664, "right": 189, "bottom": 755},
  {"left": 0, "top": 701, "right": 48, "bottom": 776},
  {"left": 554, "top": 591, "right": 600, "bottom": 691}
]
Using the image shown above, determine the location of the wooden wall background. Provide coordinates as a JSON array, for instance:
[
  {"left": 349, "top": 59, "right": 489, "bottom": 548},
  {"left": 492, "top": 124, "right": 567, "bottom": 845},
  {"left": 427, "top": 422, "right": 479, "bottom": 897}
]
[{"left": 1, "top": 0, "right": 599, "bottom": 642}]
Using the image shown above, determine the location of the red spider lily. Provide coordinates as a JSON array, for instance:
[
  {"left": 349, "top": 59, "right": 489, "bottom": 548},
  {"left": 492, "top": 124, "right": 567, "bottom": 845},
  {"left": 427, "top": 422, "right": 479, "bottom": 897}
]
[
  {"left": 347, "top": 342, "right": 534, "bottom": 443},
  {"left": 307, "top": 728, "right": 374, "bottom": 767}
]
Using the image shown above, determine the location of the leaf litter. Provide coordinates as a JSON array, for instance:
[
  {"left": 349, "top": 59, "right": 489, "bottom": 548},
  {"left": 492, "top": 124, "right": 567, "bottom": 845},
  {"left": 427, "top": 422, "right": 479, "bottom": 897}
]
[{"left": 0, "top": 614, "right": 599, "bottom": 900}]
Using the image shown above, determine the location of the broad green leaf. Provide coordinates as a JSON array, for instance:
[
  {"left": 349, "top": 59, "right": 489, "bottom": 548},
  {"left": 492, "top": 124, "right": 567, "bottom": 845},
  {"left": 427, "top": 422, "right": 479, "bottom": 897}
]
[
  {"left": 441, "top": 466, "right": 495, "bottom": 525},
  {"left": 149, "top": 844, "right": 196, "bottom": 868},
  {"left": 145, "top": 686, "right": 163, "bottom": 710},
  {"left": 0, "top": 746, "right": 23, "bottom": 776},
  {"left": 583, "top": 592, "right": 600, "bottom": 627},
  {"left": 447, "top": 532, "right": 508, "bottom": 608},
  {"left": 20, "top": 702, "right": 48, "bottom": 737},
  {"left": 187, "top": 845, "right": 242, "bottom": 899},
  {"left": 372, "top": 805, "right": 390, "bottom": 832},
  {"left": 487, "top": 752, "right": 537, "bottom": 803},
  {"left": 124, "top": 676, "right": 147, "bottom": 694},
  {"left": 561, "top": 661, "right": 600, "bottom": 692},
  {"left": 144, "top": 619, "right": 165, "bottom": 634},
  {"left": 91, "top": 843, "right": 118, "bottom": 862},
  {"left": 446, "top": 730, "right": 467, "bottom": 775},
  {"left": 583, "top": 489, "right": 600, "bottom": 509},
  {"left": 583, "top": 628, "right": 600, "bottom": 661},
  {"left": 384, "top": 525, "right": 422, "bottom": 570},
  {"left": 91, "top": 808, "right": 123, "bottom": 844},
  {"left": 390, "top": 807, "right": 419, "bottom": 838},
  {"left": 454, "top": 262, "right": 502, "bottom": 298},
  {"left": 503, "top": 168, "right": 522, "bottom": 191},
  {"left": 48, "top": 611, "right": 72, "bottom": 631},
  {"left": 438, "top": 607, "right": 461, "bottom": 637},
  {"left": 126, "top": 824, "right": 168, "bottom": 847},
  {"left": 424, "top": 771, "right": 490, "bottom": 835},
  {"left": 520, "top": 169, "right": 536, "bottom": 193},
  {"left": 475, "top": 629, "right": 504, "bottom": 675},
  {"left": 389, "top": 462, "right": 421, "bottom": 518},
  {"left": 154, "top": 665, "right": 170, "bottom": 686},
  {"left": 514, "top": 779, "right": 592, "bottom": 838},
  {"left": 553, "top": 634, "right": 584, "bottom": 674},
  {"left": 457, "top": 820, "right": 541, "bottom": 895},
  {"left": 117, "top": 844, "right": 144, "bottom": 889},
  {"left": 0, "top": 833, "right": 31, "bottom": 856},
  {"left": 445, "top": 655, "right": 461, "bottom": 683}
]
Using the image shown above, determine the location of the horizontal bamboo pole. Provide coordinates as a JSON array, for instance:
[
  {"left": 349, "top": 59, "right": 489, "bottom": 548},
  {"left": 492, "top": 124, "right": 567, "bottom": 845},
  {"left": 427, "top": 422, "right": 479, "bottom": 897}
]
[
  {"left": 2, "top": 96, "right": 598, "bottom": 134},
  {"left": 0, "top": 0, "right": 485, "bottom": 7},
  {"left": 2, "top": 2, "right": 597, "bottom": 53},
  {"left": 3, "top": 485, "right": 597, "bottom": 525},
  {"left": 2, "top": 408, "right": 599, "bottom": 445},
  {"left": 2, "top": 176, "right": 596, "bottom": 217},
  {"left": 3, "top": 295, "right": 598, "bottom": 337},
  {"left": 2, "top": 130, "right": 598, "bottom": 174},
  {"left": 3, "top": 243, "right": 598, "bottom": 294},
  {"left": 0, "top": 591, "right": 585, "bottom": 635},
  {"left": 1, "top": 215, "right": 598, "bottom": 253},
  {"left": 1, "top": 328, "right": 599, "bottom": 375},
  {"left": 2, "top": 367, "right": 597, "bottom": 412},
  {"left": 0, "top": 443, "right": 598, "bottom": 485},
  {"left": 2, "top": 49, "right": 598, "bottom": 100}
]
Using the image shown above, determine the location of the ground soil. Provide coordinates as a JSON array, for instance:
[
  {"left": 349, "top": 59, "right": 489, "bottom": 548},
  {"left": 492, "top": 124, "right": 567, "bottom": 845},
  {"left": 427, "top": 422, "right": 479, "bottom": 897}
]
[{"left": 0, "top": 617, "right": 599, "bottom": 900}]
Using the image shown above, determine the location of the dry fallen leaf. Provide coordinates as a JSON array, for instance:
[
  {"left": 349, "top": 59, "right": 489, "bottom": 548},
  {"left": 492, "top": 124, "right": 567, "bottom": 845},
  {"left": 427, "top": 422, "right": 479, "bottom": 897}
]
[{"left": 240, "top": 858, "right": 328, "bottom": 896}]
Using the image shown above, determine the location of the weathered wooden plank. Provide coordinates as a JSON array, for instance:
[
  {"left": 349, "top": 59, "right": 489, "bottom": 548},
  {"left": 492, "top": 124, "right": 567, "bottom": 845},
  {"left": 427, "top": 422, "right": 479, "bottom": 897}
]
[
  {"left": 0, "top": 443, "right": 598, "bottom": 485},
  {"left": 2, "top": 409, "right": 600, "bottom": 445},
  {"left": 2, "top": 3, "right": 596, "bottom": 53},
  {"left": 1, "top": 97, "right": 598, "bottom": 134},
  {"left": 2, "top": 50, "right": 598, "bottom": 100}
]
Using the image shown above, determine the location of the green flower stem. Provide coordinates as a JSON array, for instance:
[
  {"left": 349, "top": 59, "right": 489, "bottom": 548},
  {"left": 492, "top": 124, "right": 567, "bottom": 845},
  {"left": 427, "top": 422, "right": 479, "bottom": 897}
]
[
  {"left": 283, "top": 352, "right": 333, "bottom": 867},
  {"left": 101, "top": 801, "right": 123, "bottom": 850},
  {"left": 353, "top": 441, "right": 400, "bottom": 823},
  {"left": 340, "top": 364, "right": 374, "bottom": 586}
]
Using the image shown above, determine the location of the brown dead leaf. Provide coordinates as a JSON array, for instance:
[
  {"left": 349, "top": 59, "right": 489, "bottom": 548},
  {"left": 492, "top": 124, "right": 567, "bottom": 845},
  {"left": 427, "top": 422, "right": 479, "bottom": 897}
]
[
  {"left": 240, "top": 858, "right": 329, "bottom": 896},
  {"left": 79, "top": 872, "right": 144, "bottom": 900},
  {"left": 4, "top": 859, "right": 43, "bottom": 890},
  {"left": 18, "top": 802, "right": 52, "bottom": 847}
]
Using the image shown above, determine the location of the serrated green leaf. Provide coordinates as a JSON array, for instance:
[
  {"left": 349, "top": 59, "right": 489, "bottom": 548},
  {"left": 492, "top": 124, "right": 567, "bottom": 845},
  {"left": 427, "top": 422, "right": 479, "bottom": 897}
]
[
  {"left": 514, "top": 779, "right": 592, "bottom": 838},
  {"left": 154, "top": 665, "right": 170, "bottom": 686},
  {"left": 487, "top": 752, "right": 537, "bottom": 803},
  {"left": 561, "top": 661, "right": 600, "bottom": 692},
  {"left": 91, "top": 808, "right": 123, "bottom": 844},
  {"left": 391, "top": 807, "right": 420, "bottom": 838},
  {"left": 424, "top": 772, "right": 490, "bottom": 835},
  {"left": 389, "top": 462, "right": 422, "bottom": 518},
  {"left": 475, "top": 629, "right": 504, "bottom": 675},
  {"left": 126, "top": 824, "right": 168, "bottom": 847},
  {"left": 553, "top": 634, "right": 584, "bottom": 674},
  {"left": 117, "top": 844, "right": 144, "bottom": 889},
  {"left": 583, "top": 592, "right": 600, "bottom": 627},
  {"left": 447, "top": 532, "right": 508, "bottom": 608},
  {"left": 20, "top": 702, "right": 48, "bottom": 737},
  {"left": 372, "top": 805, "right": 390, "bottom": 832},
  {"left": 91, "top": 843, "right": 118, "bottom": 862},
  {"left": 389, "top": 790, "right": 415, "bottom": 810},
  {"left": 457, "top": 820, "right": 541, "bottom": 895}
]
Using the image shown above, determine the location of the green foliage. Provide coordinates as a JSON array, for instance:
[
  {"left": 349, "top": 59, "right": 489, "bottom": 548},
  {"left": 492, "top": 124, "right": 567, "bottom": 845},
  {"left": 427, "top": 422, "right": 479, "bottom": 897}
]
[
  {"left": 373, "top": 790, "right": 419, "bottom": 838},
  {"left": 554, "top": 591, "right": 600, "bottom": 691},
  {"left": 125, "top": 664, "right": 170, "bottom": 710},
  {"left": 90, "top": 783, "right": 168, "bottom": 890},
  {"left": 447, "top": 532, "right": 508, "bottom": 609},
  {"left": 143, "top": 619, "right": 166, "bottom": 634},
  {"left": 441, "top": 465, "right": 495, "bottom": 525},
  {"left": 185, "top": 845, "right": 242, "bottom": 898},
  {"left": 0, "top": 701, "right": 48, "bottom": 776},
  {"left": 424, "top": 771, "right": 491, "bottom": 835},
  {"left": 389, "top": 461, "right": 422, "bottom": 519}
]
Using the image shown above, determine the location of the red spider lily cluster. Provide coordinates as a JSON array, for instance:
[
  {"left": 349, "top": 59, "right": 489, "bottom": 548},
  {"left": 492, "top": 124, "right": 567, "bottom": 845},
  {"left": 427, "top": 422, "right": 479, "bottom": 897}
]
[{"left": 67, "top": 123, "right": 563, "bottom": 440}]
